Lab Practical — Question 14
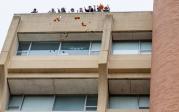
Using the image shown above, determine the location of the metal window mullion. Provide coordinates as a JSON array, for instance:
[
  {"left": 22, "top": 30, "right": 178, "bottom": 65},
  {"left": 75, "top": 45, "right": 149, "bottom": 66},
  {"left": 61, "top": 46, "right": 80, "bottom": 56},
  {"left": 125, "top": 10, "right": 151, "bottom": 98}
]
[
  {"left": 52, "top": 95, "right": 56, "bottom": 111},
  {"left": 84, "top": 96, "right": 87, "bottom": 112},
  {"left": 27, "top": 42, "right": 32, "bottom": 56},
  {"left": 16, "top": 41, "right": 20, "bottom": 55},
  {"left": 139, "top": 40, "right": 141, "bottom": 54},
  {"left": 137, "top": 96, "right": 140, "bottom": 109},
  {"left": 20, "top": 95, "right": 25, "bottom": 111},
  {"left": 89, "top": 42, "right": 92, "bottom": 55},
  {"left": 58, "top": 42, "right": 62, "bottom": 55}
]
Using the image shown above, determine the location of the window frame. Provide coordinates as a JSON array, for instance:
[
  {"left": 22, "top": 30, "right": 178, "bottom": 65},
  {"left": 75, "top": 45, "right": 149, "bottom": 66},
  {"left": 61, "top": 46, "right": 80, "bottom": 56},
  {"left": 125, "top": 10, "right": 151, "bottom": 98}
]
[
  {"left": 17, "top": 41, "right": 101, "bottom": 56},
  {"left": 112, "top": 40, "right": 152, "bottom": 55},
  {"left": 8, "top": 95, "right": 98, "bottom": 112},
  {"left": 109, "top": 95, "right": 150, "bottom": 109}
]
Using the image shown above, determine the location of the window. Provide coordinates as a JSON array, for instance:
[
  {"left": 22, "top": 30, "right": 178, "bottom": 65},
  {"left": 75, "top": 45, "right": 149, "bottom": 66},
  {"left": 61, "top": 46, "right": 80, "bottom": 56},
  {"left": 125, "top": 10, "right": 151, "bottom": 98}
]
[
  {"left": 86, "top": 96, "right": 98, "bottom": 111},
  {"left": 113, "top": 41, "right": 139, "bottom": 54},
  {"left": 17, "top": 41, "right": 101, "bottom": 56},
  {"left": 17, "top": 42, "right": 31, "bottom": 56},
  {"left": 139, "top": 96, "right": 150, "bottom": 109},
  {"left": 112, "top": 40, "right": 152, "bottom": 54},
  {"left": 7, "top": 96, "right": 23, "bottom": 111},
  {"left": 140, "top": 41, "right": 152, "bottom": 54},
  {"left": 60, "top": 42, "right": 90, "bottom": 55},
  {"left": 109, "top": 96, "right": 149, "bottom": 109},
  {"left": 7, "top": 95, "right": 97, "bottom": 111},
  {"left": 29, "top": 42, "right": 59, "bottom": 56},
  {"left": 21, "top": 96, "right": 54, "bottom": 111},
  {"left": 90, "top": 42, "right": 101, "bottom": 55},
  {"left": 54, "top": 96, "right": 85, "bottom": 111}
]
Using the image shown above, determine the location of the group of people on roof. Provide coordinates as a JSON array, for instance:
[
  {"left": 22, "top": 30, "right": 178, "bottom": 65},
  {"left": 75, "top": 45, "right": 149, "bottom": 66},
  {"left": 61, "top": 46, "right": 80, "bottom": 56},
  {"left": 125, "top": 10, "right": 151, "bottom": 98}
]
[{"left": 31, "top": 4, "right": 110, "bottom": 13}]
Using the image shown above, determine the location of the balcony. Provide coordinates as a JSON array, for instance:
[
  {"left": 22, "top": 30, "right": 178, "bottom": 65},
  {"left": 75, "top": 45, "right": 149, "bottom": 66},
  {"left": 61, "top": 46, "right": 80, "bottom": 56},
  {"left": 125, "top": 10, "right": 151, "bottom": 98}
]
[
  {"left": 108, "top": 55, "right": 151, "bottom": 73},
  {"left": 8, "top": 56, "right": 99, "bottom": 73}
]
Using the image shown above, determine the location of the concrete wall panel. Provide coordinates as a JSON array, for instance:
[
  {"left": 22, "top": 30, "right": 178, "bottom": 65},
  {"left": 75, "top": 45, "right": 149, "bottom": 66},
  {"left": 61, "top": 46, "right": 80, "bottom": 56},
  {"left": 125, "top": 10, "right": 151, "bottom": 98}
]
[
  {"left": 17, "top": 12, "right": 152, "bottom": 32},
  {"left": 109, "top": 55, "right": 151, "bottom": 73},
  {"left": 8, "top": 79, "right": 54, "bottom": 94},
  {"left": 109, "top": 79, "right": 150, "bottom": 95},
  {"left": 54, "top": 79, "right": 98, "bottom": 94},
  {"left": 8, "top": 78, "right": 98, "bottom": 95}
]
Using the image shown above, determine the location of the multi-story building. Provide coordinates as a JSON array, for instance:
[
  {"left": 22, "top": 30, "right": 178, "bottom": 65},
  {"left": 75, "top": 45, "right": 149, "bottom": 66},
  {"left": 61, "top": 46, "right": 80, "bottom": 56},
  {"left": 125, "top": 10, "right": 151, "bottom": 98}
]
[{"left": 0, "top": 1, "right": 178, "bottom": 112}]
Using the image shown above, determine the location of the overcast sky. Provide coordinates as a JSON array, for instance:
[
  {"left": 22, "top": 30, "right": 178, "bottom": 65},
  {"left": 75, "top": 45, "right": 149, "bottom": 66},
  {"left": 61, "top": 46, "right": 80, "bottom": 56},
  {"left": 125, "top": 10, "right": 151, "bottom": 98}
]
[{"left": 0, "top": 0, "right": 153, "bottom": 51}]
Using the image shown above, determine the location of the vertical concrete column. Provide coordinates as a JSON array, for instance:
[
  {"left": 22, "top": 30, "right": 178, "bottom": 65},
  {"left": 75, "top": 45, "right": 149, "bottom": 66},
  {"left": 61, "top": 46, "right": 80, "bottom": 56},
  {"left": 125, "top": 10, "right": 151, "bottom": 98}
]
[
  {"left": 97, "top": 14, "right": 113, "bottom": 112},
  {"left": 0, "top": 16, "right": 21, "bottom": 112},
  {"left": 151, "top": 0, "right": 179, "bottom": 112}
]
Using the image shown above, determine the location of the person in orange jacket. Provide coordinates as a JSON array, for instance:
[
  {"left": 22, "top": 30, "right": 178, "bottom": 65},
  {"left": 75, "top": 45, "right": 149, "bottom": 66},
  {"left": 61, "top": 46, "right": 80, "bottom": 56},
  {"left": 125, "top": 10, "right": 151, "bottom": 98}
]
[
  {"left": 104, "top": 5, "right": 110, "bottom": 12},
  {"left": 97, "top": 4, "right": 104, "bottom": 12}
]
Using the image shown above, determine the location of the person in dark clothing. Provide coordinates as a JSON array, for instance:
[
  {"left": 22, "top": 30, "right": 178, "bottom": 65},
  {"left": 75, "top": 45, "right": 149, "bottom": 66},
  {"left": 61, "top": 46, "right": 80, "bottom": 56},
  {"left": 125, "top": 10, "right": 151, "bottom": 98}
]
[
  {"left": 61, "top": 7, "right": 66, "bottom": 13},
  {"left": 70, "top": 8, "right": 75, "bottom": 13},
  {"left": 84, "top": 6, "right": 94, "bottom": 12},
  {"left": 49, "top": 8, "right": 56, "bottom": 13},
  {"left": 31, "top": 8, "right": 38, "bottom": 13},
  {"left": 79, "top": 8, "right": 83, "bottom": 13},
  {"left": 57, "top": 8, "right": 61, "bottom": 13}
]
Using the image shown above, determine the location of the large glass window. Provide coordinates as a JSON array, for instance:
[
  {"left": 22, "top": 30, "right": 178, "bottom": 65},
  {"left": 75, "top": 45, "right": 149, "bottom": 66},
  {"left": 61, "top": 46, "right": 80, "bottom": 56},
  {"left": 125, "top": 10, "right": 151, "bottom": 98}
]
[
  {"left": 86, "top": 96, "right": 98, "bottom": 111},
  {"left": 112, "top": 40, "right": 152, "bottom": 54},
  {"left": 29, "top": 42, "right": 59, "bottom": 56},
  {"left": 53, "top": 96, "right": 85, "bottom": 111},
  {"left": 8, "top": 95, "right": 97, "bottom": 111},
  {"left": 21, "top": 96, "right": 54, "bottom": 111},
  {"left": 140, "top": 41, "right": 152, "bottom": 54},
  {"left": 17, "top": 41, "right": 101, "bottom": 56},
  {"left": 90, "top": 42, "right": 101, "bottom": 55},
  {"left": 7, "top": 96, "right": 23, "bottom": 111},
  {"left": 109, "top": 96, "right": 149, "bottom": 109},
  {"left": 113, "top": 41, "right": 139, "bottom": 54},
  {"left": 60, "top": 42, "right": 90, "bottom": 55},
  {"left": 139, "top": 96, "right": 150, "bottom": 109}
]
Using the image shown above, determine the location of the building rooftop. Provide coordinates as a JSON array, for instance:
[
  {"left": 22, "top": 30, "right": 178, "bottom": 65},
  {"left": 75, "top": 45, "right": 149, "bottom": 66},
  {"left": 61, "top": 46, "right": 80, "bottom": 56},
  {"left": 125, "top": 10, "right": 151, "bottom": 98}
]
[{"left": 13, "top": 11, "right": 152, "bottom": 33}]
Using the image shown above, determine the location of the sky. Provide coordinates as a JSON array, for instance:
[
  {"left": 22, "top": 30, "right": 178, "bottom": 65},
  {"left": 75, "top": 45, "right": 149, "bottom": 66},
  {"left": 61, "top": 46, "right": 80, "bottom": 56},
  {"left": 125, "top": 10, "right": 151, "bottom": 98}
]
[{"left": 0, "top": 0, "right": 153, "bottom": 51}]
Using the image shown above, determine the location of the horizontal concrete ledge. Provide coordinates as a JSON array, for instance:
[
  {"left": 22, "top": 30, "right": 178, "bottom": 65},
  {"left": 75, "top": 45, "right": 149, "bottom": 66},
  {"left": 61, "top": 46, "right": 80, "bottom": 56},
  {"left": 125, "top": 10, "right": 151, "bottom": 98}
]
[
  {"left": 7, "top": 73, "right": 99, "bottom": 78},
  {"left": 109, "top": 54, "right": 151, "bottom": 73},
  {"left": 108, "top": 73, "right": 150, "bottom": 79},
  {"left": 8, "top": 56, "right": 99, "bottom": 73},
  {"left": 14, "top": 11, "right": 153, "bottom": 15},
  {"left": 8, "top": 68, "right": 98, "bottom": 73},
  {"left": 107, "top": 109, "right": 149, "bottom": 112},
  {"left": 8, "top": 78, "right": 98, "bottom": 95},
  {"left": 108, "top": 68, "right": 151, "bottom": 73}
]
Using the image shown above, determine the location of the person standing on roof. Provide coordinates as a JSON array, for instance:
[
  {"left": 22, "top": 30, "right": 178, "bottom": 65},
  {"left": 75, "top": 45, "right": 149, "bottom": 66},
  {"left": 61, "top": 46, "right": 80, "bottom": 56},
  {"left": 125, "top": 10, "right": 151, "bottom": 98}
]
[
  {"left": 97, "top": 4, "right": 104, "bottom": 12},
  {"left": 79, "top": 8, "right": 83, "bottom": 13},
  {"left": 70, "top": 8, "right": 75, "bottom": 13},
  {"left": 61, "top": 7, "right": 66, "bottom": 13},
  {"left": 31, "top": 8, "right": 38, "bottom": 13},
  {"left": 49, "top": 8, "right": 56, "bottom": 13},
  {"left": 104, "top": 5, "right": 110, "bottom": 12},
  {"left": 57, "top": 8, "right": 61, "bottom": 13},
  {"left": 84, "top": 6, "right": 94, "bottom": 12}
]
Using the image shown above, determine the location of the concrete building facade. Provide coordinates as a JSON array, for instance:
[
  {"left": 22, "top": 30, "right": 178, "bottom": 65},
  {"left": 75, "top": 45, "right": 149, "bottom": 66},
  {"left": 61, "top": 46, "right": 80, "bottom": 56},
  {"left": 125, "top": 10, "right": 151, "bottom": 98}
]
[{"left": 0, "top": 1, "right": 176, "bottom": 112}]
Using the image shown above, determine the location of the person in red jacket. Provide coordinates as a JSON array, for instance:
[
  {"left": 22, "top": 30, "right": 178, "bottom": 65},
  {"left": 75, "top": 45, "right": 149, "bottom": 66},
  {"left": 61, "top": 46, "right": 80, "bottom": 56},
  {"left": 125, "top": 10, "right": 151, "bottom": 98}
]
[
  {"left": 97, "top": 4, "right": 104, "bottom": 12},
  {"left": 104, "top": 5, "right": 110, "bottom": 12}
]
